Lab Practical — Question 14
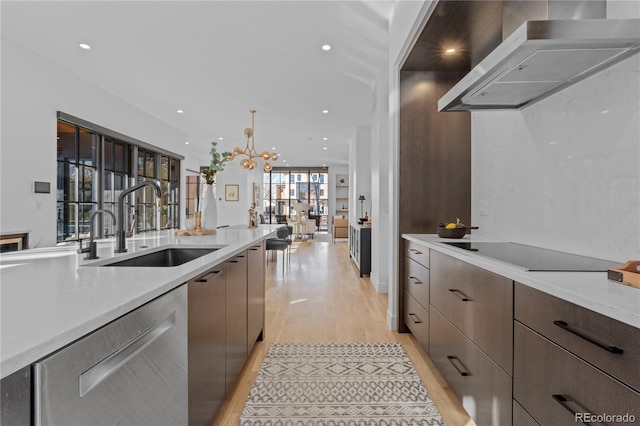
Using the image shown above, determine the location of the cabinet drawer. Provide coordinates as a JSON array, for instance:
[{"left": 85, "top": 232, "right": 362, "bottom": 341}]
[
  {"left": 405, "top": 257, "right": 429, "bottom": 309},
  {"left": 514, "top": 322, "right": 640, "bottom": 426},
  {"left": 430, "top": 251, "right": 513, "bottom": 374},
  {"left": 515, "top": 282, "right": 640, "bottom": 392},
  {"left": 404, "top": 291, "right": 429, "bottom": 353},
  {"left": 430, "top": 308, "right": 512, "bottom": 426},
  {"left": 405, "top": 240, "right": 429, "bottom": 268},
  {"left": 513, "top": 400, "right": 540, "bottom": 426}
]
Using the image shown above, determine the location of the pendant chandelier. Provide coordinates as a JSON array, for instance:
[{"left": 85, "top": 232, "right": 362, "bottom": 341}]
[{"left": 228, "top": 109, "right": 278, "bottom": 171}]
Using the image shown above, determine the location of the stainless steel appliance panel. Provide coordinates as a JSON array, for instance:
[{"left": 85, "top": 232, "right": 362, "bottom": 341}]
[{"left": 33, "top": 285, "right": 187, "bottom": 426}]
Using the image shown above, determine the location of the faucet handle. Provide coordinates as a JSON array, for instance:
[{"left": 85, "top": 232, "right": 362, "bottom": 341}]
[
  {"left": 77, "top": 239, "right": 90, "bottom": 254},
  {"left": 84, "top": 242, "right": 99, "bottom": 260}
]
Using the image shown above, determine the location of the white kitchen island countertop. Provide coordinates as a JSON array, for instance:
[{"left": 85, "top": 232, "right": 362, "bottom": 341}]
[
  {"left": 0, "top": 225, "right": 279, "bottom": 379},
  {"left": 403, "top": 234, "right": 640, "bottom": 330}
]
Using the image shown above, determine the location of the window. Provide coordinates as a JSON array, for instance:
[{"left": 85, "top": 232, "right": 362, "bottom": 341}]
[
  {"left": 103, "top": 137, "right": 130, "bottom": 236},
  {"left": 160, "top": 156, "right": 179, "bottom": 229},
  {"left": 56, "top": 122, "right": 97, "bottom": 241},
  {"left": 56, "top": 117, "right": 181, "bottom": 243},
  {"left": 262, "top": 168, "right": 329, "bottom": 230}
]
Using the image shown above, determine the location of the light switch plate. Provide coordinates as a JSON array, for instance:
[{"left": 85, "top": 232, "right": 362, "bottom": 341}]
[{"left": 479, "top": 199, "right": 488, "bottom": 216}]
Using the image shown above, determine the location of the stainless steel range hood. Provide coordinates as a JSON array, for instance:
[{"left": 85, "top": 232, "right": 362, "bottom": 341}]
[{"left": 438, "top": 18, "right": 640, "bottom": 111}]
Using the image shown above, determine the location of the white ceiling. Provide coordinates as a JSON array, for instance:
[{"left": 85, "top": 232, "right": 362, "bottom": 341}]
[{"left": 1, "top": 0, "right": 394, "bottom": 168}]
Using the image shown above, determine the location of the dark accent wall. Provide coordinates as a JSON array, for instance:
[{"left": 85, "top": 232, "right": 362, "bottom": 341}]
[
  {"left": 397, "top": 0, "right": 504, "bottom": 333},
  {"left": 397, "top": 71, "right": 470, "bottom": 332}
]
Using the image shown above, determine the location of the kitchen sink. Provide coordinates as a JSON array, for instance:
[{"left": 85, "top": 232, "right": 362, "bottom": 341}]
[{"left": 100, "top": 248, "right": 219, "bottom": 267}]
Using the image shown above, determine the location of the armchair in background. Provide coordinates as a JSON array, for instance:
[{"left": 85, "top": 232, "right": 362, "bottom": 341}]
[{"left": 332, "top": 216, "right": 348, "bottom": 243}]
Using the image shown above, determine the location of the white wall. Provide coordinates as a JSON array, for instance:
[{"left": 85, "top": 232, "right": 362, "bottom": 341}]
[
  {"left": 215, "top": 162, "right": 262, "bottom": 228},
  {"left": 0, "top": 39, "right": 187, "bottom": 248},
  {"left": 351, "top": 126, "right": 372, "bottom": 224},
  {"left": 370, "top": 67, "right": 391, "bottom": 294},
  {"left": 472, "top": 54, "right": 640, "bottom": 261}
]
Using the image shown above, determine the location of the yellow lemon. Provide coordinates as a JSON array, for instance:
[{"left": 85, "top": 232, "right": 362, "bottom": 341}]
[{"left": 445, "top": 223, "right": 457, "bottom": 229}]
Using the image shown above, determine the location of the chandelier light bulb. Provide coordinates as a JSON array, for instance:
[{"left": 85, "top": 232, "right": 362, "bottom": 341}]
[
  {"left": 264, "top": 162, "right": 272, "bottom": 171},
  {"left": 270, "top": 153, "right": 278, "bottom": 161}
]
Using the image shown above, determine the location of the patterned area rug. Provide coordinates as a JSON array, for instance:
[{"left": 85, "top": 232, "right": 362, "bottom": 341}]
[{"left": 239, "top": 342, "right": 444, "bottom": 425}]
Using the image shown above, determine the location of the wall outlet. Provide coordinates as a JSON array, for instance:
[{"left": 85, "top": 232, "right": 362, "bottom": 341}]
[
  {"left": 36, "top": 200, "right": 43, "bottom": 210},
  {"left": 479, "top": 199, "right": 488, "bottom": 216}
]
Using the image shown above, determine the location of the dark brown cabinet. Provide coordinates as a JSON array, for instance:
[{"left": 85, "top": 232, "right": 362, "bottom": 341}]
[
  {"left": 515, "top": 282, "right": 640, "bottom": 392},
  {"left": 514, "top": 283, "right": 640, "bottom": 425},
  {"left": 430, "top": 250, "right": 513, "bottom": 374},
  {"left": 225, "top": 252, "right": 248, "bottom": 394},
  {"left": 188, "top": 265, "right": 226, "bottom": 426},
  {"left": 403, "top": 240, "right": 430, "bottom": 353},
  {"left": 430, "top": 308, "right": 513, "bottom": 425},
  {"left": 247, "top": 242, "right": 265, "bottom": 348},
  {"left": 429, "top": 250, "right": 513, "bottom": 424},
  {"left": 514, "top": 322, "right": 640, "bottom": 425},
  {"left": 188, "top": 246, "right": 265, "bottom": 425}
]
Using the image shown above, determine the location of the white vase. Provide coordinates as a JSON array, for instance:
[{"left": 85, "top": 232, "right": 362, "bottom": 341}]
[{"left": 202, "top": 185, "right": 218, "bottom": 230}]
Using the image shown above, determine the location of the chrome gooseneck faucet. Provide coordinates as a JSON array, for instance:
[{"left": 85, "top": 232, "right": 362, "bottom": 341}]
[
  {"left": 78, "top": 209, "right": 117, "bottom": 260},
  {"left": 116, "top": 180, "right": 162, "bottom": 253}
]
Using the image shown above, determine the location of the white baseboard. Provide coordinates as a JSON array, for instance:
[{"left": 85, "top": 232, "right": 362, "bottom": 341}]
[
  {"left": 370, "top": 272, "right": 389, "bottom": 294},
  {"left": 387, "top": 309, "right": 398, "bottom": 331}
]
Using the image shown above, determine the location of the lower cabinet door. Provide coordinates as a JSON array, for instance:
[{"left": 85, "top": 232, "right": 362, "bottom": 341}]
[
  {"left": 514, "top": 322, "right": 640, "bottom": 426},
  {"left": 429, "top": 307, "right": 512, "bottom": 426},
  {"left": 225, "top": 252, "right": 248, "bottom": 395},
  {"left": 404, "top": 291, "right": 429, "bottom": 353},
  {"left": 513, "top": 400, "right": 540, "bottom": 426}
]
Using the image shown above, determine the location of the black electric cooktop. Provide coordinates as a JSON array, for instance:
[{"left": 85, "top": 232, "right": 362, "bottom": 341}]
[{"left": 442, "top": 242, "right": 619, "bottom": 272}]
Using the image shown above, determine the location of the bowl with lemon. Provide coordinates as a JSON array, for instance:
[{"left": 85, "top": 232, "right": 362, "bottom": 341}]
[{"left": 437, "top": 218, "right": 478, "bottom": 238}]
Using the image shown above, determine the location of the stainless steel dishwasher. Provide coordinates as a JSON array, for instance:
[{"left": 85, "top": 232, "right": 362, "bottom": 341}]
[{"left": 33, "top": 285, "right": 188, "bottom": 426}]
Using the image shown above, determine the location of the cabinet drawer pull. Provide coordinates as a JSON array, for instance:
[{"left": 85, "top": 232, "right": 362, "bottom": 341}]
[
  {"left": 553, "top": 320, "right": 623, "bottom": 354},
  {"left": 195, "top": 270, "right": 221, "bottom": 282},
  {"left": 552, "top": 395, "right": 595, "bottom": 425},
  {"left": 408, "top": 276, "right": 423, "bottom": 285},
  {"left": 408, "top": 313, "right": 422, "bottom": 324},
  {"left": 408, "top": 248, "right": 423, "bottom": 255},
  {"left": 448, "top": 289, "right": 471, "bottom": 302},
  {"left": 447, "top": 355, "right": 470, "bottom": 376}
]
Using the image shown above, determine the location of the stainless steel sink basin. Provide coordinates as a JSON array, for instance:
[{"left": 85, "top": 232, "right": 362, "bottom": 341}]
[{"left": 101, "top": 248, "right": 219, "bottom": 267}]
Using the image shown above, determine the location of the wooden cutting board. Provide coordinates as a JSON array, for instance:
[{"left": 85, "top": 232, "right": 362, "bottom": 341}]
[
  {"left": 608, "top": 261, "right": 640, "bottom": 289},
  {"left": 174, "top": 229, "right": 217, "bottom": 236}
]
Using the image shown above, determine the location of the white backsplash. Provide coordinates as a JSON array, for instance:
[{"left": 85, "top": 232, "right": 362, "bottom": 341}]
[{"left": 472, "top": 54, "right": 640, "bottom": 262}]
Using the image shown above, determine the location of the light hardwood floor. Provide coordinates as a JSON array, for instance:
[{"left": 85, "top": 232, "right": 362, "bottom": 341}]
[{"left": 214, "top": 235, "right": 475, "bottom": 425}]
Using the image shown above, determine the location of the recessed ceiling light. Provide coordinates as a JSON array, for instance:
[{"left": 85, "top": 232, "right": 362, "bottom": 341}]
[
  {"left": 322, "top": 110, "right": 329, "bottom": 114},
  {"left": 323, "top": 137, "right": 328, "bottom": 141},
  {"left": 79, "top": 43, "right": 91, "bottom": 50},
  {"left": 323, "top": 147, "right": 328, "bottom": 150},
  {"left": 601, "top": 110, "right": 609, "bottom": 114},
  {"left": 282, "top": 160, "right": 287, "bottom": 162},
  {"left": 177, "top": 109, "right": 184, "bottom": 114},
  {"left": 322, "top": 44, "right": 332, "bottom": 51},
  {"left": 272, "top": 147, "right": 276, "bottom": 150},
  {"left": 185, "top": 141, "right": 189, "bottom": 145},
  {"left": 218, "top": 137, "right": 224, "bottom": 140},
  {"left": 444, "top": 47, "right": 457, "bottom": 56},
  {"left": 322, "top": 164, "right": 326, "bottom": 167}
]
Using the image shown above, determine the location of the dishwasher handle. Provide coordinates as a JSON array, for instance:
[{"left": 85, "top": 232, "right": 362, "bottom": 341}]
[{"left": 78, "top": 311, "right": 176, "bottom": 397}]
